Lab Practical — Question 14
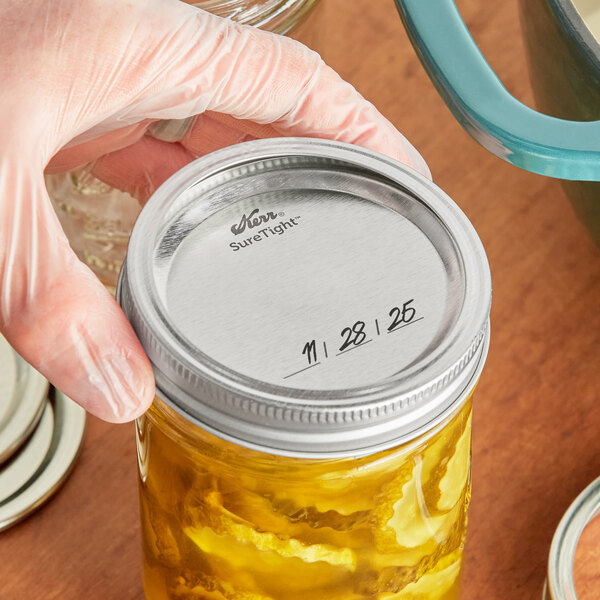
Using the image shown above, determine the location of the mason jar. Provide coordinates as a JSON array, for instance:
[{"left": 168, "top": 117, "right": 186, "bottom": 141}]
[
  {"left": 189, "top": 0, "right": 320, "bottom": 33},
  {"left": 117, "top": 138, "right": 492, "bottom": 600},
  {"left": 45, "top": 0, "right": 321, "bottom": 293},
  {"left": 544, "top": 478, "right": 600, "bottom": 600}
]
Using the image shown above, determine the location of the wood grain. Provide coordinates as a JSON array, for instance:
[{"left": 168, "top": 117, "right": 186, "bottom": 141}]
[{"left": 1, "top": 1, "right": 599, "bottom": 599}]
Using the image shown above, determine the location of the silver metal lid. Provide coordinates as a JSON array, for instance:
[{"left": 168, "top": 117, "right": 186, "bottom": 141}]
[
  {"left": 0, "top": 402, "right": 54, "bottom": 502},
  {"left": 118, "top": 138, "right": 491, "bottom": 457},
  {"left": 0, "top": 335, "right": 49, "bottom": 464},
  {"left": 0, "top": 390, "right": 86, "bottom": 532}
]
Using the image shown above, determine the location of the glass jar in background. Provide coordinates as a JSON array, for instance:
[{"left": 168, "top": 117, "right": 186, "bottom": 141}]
[
  {"left": 544, "top": 478, "right": 600, "bottom": 600},
  {"left": 574, "top": 514, "right": 600, "bottom": 599},
  {"left": 45, "top": 168, "right": 140, "bottom": 294},
  {"left": 45, "top": 0, "right": 321, "bottom": 293},
  {"left": 117, "top": 138, "right": 492, "bottom": 600},
  {"left": 189, "top": 0, "right": 320, "bottom": 33}
]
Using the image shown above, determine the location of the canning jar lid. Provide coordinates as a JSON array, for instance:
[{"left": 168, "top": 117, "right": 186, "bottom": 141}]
[
  {"left": 117, "top": 138, "right": 491, "bottom": 457},
  {"left": 0, "top": 335, "right": 49, "bottom": 464},
  {"left": 0, "top": 390, "right": 86, "bottom": 532}
]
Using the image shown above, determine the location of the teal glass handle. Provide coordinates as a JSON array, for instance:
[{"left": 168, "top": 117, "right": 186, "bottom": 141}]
[{"left": 394, "top": 0, "right": 600, "bottom": 181}]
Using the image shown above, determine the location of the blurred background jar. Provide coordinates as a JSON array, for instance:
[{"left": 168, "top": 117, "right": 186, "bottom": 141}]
[
  {"left": 45, "top": 0, "right": 322, "bottom": 293},
  {"left": 190, "top": 0, "right": 319, "bottom": 33},
  {"left": 544, "top": 478, "right": 600, "bottom": 600}
]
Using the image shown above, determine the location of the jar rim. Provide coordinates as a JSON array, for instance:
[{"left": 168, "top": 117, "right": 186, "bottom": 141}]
[
  {"left": 545, "top": 477, "right": 600, "bottom": 600},
  {"left": 191, "top": 0, "right": 318, "bottom": 34}
]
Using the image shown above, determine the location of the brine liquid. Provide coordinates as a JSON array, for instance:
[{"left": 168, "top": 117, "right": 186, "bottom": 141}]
[{"left": 137, "top": 397, "right": 473, "bottom": 600}]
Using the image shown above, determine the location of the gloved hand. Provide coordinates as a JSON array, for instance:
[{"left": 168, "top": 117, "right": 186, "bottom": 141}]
[{"left": 0, "top": 0, "right": 430, "bottom": 423}]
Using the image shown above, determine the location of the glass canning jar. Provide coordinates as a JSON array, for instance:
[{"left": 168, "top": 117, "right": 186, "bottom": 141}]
[
  {"left": 117, "top": 138, "right": 492, "bottom": 600},
  {"left": 45, "top": 0, "right": 321, "bottom": 293},
  {"left": 188, "top": 0, "right": 319, "bottom": 33},
  {"left": 544, "top": 478, "right": 600, "bottom": 600}
]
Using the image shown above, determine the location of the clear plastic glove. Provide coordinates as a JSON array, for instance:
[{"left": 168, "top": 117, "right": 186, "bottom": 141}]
[{"left": 0, "top": 0, "right": 430, "bottom": 423}]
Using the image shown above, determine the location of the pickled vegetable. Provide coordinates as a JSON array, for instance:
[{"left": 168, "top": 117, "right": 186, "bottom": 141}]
[{"left": 138, "top": 397, "right": 472, "bottom": 600}]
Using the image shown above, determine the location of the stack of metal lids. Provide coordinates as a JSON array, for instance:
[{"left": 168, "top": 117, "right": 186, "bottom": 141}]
[{"left": 0, "top": 335, "right": 86, "bottom": 532}]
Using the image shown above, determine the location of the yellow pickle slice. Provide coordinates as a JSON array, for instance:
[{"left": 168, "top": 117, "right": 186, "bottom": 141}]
[
  {"left": 437, "top": 415, "right": 472, "bottom": 512},
  {"left": 185, "top": 490, "right": 357, "bottom": 570},
  {"left": 378, "top": 552, "right": 462, "bottom": 599},
  {"left": 373, "top": 460, "right": 452, "bottom": 550}
]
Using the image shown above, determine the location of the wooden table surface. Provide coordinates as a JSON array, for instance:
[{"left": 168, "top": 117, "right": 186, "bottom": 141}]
[{"left": 2, "top": 1, "right": 599, "bottom": 599}]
